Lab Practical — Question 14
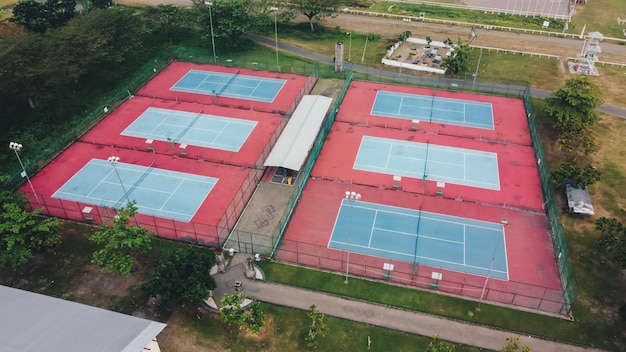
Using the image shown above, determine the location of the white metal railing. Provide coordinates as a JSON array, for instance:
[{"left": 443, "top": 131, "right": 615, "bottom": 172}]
[{"left": 471, "top": 45, "right": 559, "bottom": 59}]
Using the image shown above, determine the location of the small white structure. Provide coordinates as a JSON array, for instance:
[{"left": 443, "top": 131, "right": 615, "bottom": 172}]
[
  {"left": 566, "top": 184, "right": 595, "bottom": 215},
  {"left": 568, "top": 31, "right": 602, "bottom": 76}
]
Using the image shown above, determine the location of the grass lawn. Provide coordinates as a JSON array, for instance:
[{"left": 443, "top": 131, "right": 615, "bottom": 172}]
[
  {"left": 473, "top": 50, "right": 565, "bottom": 91},
  {"left": 568, "top": 0, "right": 626, "bottom": 39}
]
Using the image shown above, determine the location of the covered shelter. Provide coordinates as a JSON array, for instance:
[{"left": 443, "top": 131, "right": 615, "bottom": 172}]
[
  {"left": 264, "top": 95, "right": 333, "bottom": 178},
  {"left": 566, "top": 183, "right": 595, "bottom": 215},
  {"left": 0, "top": 285, "right": 166, "bottom": 352}
]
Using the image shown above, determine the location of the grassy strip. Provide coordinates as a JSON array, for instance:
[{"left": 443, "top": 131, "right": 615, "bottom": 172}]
[
  {"left": 257, "top": 260, "right": 613, "bottom": 349},
  {"left": 368, "top": 1, "right": 566, "bottom": 30}
]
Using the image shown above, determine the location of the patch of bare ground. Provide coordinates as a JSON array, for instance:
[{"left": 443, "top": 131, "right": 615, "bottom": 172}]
[
  {"left": 310, "top": 78, "right": 345, "bottom": 99},
  {"left": 69, "top": 263, "right": 144, "bottom": 309}
]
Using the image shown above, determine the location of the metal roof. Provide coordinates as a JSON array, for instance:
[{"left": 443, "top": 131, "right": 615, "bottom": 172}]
[
  {"left": 0, "top": 285, "right": 166, "bottom": 352},
  {"left": 264, "top": 95, "right": 333, "bottom": 171}
]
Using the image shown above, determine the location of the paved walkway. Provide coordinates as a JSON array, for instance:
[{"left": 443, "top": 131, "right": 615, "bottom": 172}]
[
  {"left": 212, "top": 254, "right": 604, "bottom": 352},
  {"left": 245, "top": 34, "right": 626, "bottom": 119}
]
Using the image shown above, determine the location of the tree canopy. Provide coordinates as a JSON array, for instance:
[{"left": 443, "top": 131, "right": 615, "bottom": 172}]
[
  {"left": 11, "top": 0, "right": 77, "bottom": 33},
  {"left": 193, "top": 0, "right": 272, "bottom": 49},
  {"left": 220, "top": 293, "right": 267, "bottom": 334},
  {"left": 0, "top": 8, "right": 149, "bottom": 113},
  {"left": 544, "top": 75, "right": 603, "bottom": 156},
  {"left": 595, "top": 217, "right": 626, "bottom": 268},
  {"left": 551, "top": 162, "right": 601, "bottom": 189},
  {"left": 441, "top": 42, "right": 474, "bottom": 78},
  {"left": 286, "top": 0, "right": 343, "bottom": 31},
  {"left": 142, "top": 247, "right": 217, "bottom": 307},
  {"left": 90, "top": 201, "right": 153, "bottom": 276},
  {"left": 0, "top": 185, "right": 61, "bottom": 270}
]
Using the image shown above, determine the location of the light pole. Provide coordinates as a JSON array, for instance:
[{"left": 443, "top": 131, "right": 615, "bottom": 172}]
[
  {"left": 478, "top": 217, "right": 508, "bottom": 309},
  {"left": 346, "top": 32, "right": 352, "bottom": 62},
  {"left": 344, "top": 190, "right": 361, "bottom": 284},
  {"left": 107, "top": 156, "right": 132, "bottom": 206},
  {"left": 270, "top": 7, "right": 280, "bottom": 69},
  {"left": 205, "top": 1, "right": 217, "bottom": 64},
  {"left": 8, "top": 142, "right": 41, "bottom": 209}
]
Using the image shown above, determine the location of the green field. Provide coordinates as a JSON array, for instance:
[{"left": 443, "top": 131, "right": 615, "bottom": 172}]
[{"left": 568, "top": 0, "right": 626, "bottom": 39}]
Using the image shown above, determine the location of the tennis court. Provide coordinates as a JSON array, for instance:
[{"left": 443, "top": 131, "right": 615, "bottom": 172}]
[
  {"left": 171, "top": 69, "right": 285, "bottom": 102},
  {"left": 121, "top": 107, "right": 257, "bottom": 152},
  {"left": 329, "top": 200, "right": 508, "bottom": 279},
  {"left": 354, "top": 136, "right": 500, "bottom": 190},
  {"left": 52, "top": 158, "right": 217, "bottom": 222},
  {"left": 371, "top": 91, "right": 494, "bottom": 129}
]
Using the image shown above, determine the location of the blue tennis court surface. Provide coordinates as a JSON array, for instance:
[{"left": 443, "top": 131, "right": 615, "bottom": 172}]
[
  {"left": 171, "top": 70, "right": 285, "bottom": 102},
  {"left": 121, "top": 107, "right": 256, "bottom": 152},
  {"left": 330, "top": 201, "right": 508, "bottom": 279},
  {"left": 52, "top": 159, "right": 217, "bottom": 222},
  {"left": 354, "top": 136, "right": 500, "bottom": 190},
  {"left": 371, "top": 91, "right": 494, "bottom": 129}
]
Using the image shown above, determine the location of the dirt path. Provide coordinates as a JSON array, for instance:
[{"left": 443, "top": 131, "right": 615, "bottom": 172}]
[{"left": 322, "top": 13, "right": 626, "bottom": 63}]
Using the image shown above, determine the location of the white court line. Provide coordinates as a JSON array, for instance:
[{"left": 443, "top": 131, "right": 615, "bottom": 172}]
[
  {"left": 159, "top": 178, "right": 185, "bottom": 210},
  {"left": 463, "top": 225, "right": 466, "bottom": 265},
  {"left": 369, "top": 211, "right": 378, "bottom": 248},
  {"left": 374, "top": 226, "right": 465, "bottom": 245},
  {"left": 351, "top": 202, "right": 502, "bottom": 231}
]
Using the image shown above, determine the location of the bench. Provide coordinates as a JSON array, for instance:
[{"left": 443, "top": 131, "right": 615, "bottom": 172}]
[
  {"left": 147, "top": 146, "right": 155, "bottom": 152},
  {"left": 429, "top": 282, "right": 440, "bottom": 288},
  {"left": 383, "top": 273, "right": 392, "bottom": 280},
  {"left": 392, "top": 183, "right": 401, "bottom": 189},
  {"left": 180, "top": 151, "right": 188, "bottom": 156},
  {"left": 85, "top": 216, "right": 94, "bottom": 222},
  {"left": 435, "top": 190, "right": 444, "bottom": 196}
]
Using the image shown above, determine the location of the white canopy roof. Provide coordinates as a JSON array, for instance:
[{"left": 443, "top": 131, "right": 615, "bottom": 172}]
[{"left": 264, "top": 95, "right": 333, "bottom": 171}]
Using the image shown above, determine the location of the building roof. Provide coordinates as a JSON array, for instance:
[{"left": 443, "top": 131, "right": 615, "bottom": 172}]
[
  {"left": 0, "top": 285, "right": 166, "bottom": 352},
  {"left": 264, "top": 95, "right": 333, "bottom": 171}
]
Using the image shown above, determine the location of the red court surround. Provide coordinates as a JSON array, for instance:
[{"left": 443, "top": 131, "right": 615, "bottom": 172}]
[
  {"left": 80, "top": 96, "right": 284, "bottom": 167},
  {"left": 135, "top": 62, "right": 309, "bottom": 115},
  {"left": 338, "top": 80, "right": 531, "bottom": 146}
]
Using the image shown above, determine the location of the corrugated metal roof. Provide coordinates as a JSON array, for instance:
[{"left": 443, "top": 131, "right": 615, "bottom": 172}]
[
  {"left": 0, "top": 285, "right": 166, "bottom": 352},
  {"left": 264, "top": 95, "right": 333, "bottom": 171}
]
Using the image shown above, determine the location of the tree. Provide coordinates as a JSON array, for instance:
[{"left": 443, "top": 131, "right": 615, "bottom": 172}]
[
  {"left": 142, "top": 247, "right": 217, "bottom": 307},
  {"left": 220, "top": 293, "right": 267, "bottom": 335},
  {"left": 595, "top": 217, "right": 626, "bottom": 268},
  {"left": 306, "top": 304, "right": 329, "bottom": 349},
  {"left": 427, "top": 335, "right": 457, "bottom": 352},
  {"left": 544, "top": 76, "right": 603, "bottom": 155},
  {"left": 144, "top": 5, "right": 192, "bottom": 45},
  {"left": 0, "top": 186, "right": 61, "bottom": 270},
  {"left": 89, "top": 201, "right": 153, "bottom": 276},
  {"left": 425, "top": 36, "right": 433, "bottom": 46},
  {"left": 0, "top": 8, "right": 148, "bottom": 111},
  {"left": 287, "top": 0, "right": 343, "bottom": 31},
  {"left": 501, "top": 336, "right": 531, "bottom": 352},
  {"left": 11, "top": 0, "right": 77, "bottom": 33},
  {"left": 193, "top": 0, "right": 268, "bottom": 49},
  {"left": 441, "top": 41, "right": 474, "bottom": 78},
  {"left": 551, "top": 162, "right": 601, "bottom": 189}
]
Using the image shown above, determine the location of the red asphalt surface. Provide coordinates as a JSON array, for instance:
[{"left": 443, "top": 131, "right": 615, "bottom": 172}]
[
  {"left": 279, "top": 80, "right": 563, "bottom": 312},
  {"left": 21, "top": 62, "right": 309, "bottom": 244}
]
